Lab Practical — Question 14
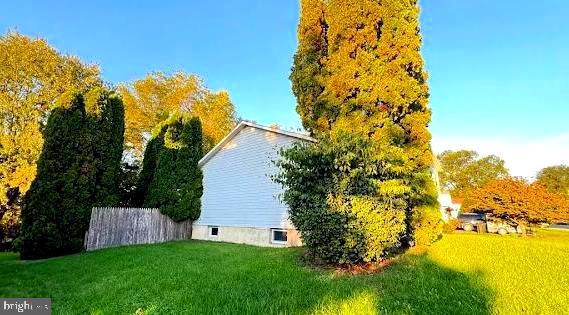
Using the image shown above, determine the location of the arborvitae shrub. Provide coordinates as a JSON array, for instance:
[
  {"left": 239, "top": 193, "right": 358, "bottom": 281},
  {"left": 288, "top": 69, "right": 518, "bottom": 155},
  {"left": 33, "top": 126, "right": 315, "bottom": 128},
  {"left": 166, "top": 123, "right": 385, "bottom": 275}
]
[
  {"left": 19, "top": 92, "right": 124, "bottom": 260},
  {"left": 133, "top": 128, "right": 166, "bottom": 206},
  {"left": 89, "top": 89, "right": 125, "bottom": 206},
  {"left": 411, "top": 205, "right": 444, "bottom": 246},
  {"left": 142, "top": 114, "right": 203, "bottom": 222}
]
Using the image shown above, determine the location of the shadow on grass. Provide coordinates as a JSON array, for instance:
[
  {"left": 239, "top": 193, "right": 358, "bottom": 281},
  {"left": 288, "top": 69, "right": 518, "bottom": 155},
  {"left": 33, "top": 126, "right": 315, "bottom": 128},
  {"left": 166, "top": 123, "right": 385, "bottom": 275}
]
[
  {"left": 309, "top": 253, "right": 493, "bottom": 314},
  {"left": 0, "top": 241, "right": 493, "bottom": 314}
]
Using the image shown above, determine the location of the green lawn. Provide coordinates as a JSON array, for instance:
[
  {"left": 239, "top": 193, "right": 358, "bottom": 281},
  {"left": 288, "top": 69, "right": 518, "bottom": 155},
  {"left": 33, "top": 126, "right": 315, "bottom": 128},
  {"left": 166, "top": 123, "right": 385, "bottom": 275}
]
[{"left": 1, "top": 231, "right": 568, "bottom": 314}]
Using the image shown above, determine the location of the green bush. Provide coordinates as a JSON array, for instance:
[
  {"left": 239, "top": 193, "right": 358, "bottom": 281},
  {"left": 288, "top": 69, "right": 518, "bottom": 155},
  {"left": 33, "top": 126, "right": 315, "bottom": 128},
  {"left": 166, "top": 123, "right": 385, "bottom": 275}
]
[
  {"left": 142, "top": 113, "right": 203, "bottom": 222},
  {"left": 411, "top": 205, "right": 443, "bottom": 246},
  {"left": 406, "top": 171, "right": 443, "bottom": 246},
  {"left": 276, "top": 130, "right": 442, "bottom": 264},
  {"left": 275, "top": 134, "right": 410, "bottom": 264},
  {"left": 19, "top": 92, "right": 124, "bottom": 260},
  {"left": 345, "top": 196, "right": 407, "bottom": 261},
  {"left": 443, "top": 219, "right": 460, "bottom": 234}
]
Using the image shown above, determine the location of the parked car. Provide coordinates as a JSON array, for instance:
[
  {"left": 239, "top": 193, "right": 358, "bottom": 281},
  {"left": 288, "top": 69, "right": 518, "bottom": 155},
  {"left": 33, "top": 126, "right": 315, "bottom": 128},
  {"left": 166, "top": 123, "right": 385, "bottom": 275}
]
[
  {"left": 486, "top": 220, "right": 522, "bottom": 235},
  {"left": 457, "top": 212, "right": 522, "bottom": 235},
  {"left": 550, "top": 223, "right": 569, "bottom": 230},
  {"left": 457, "top": 213, "right": 486, "bottom": 232}
]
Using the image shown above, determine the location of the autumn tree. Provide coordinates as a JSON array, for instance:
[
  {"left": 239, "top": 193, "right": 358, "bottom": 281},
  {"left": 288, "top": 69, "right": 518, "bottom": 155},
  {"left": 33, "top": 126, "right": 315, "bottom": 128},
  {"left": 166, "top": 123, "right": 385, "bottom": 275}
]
[
  {"left": 19, "top": 92, "right": 124, "bottom": 260},
  {"left": 0, "top": 32, "right": 101, "bottom": 244},
  {"left": 437, "top": 150, "right": 509, "bottom": 199},
  {"left": 281, "top": 0, "right": 441, "bottom": 264},
  {"left": 118, "top": 72, "right": 236, "bottom": 157},
  {"left": 537, "top": 165, "right": 569, "bottom": 197},
  {"left": 463, "top": 178, "right": 569, "bottom": 225}
]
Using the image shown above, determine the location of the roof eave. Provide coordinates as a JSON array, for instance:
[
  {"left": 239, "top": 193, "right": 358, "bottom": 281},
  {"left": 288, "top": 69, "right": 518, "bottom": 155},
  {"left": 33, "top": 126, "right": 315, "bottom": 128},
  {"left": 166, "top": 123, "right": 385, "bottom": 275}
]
[{"left": 198, "top": 120, "right": 315, "bottom": 168}]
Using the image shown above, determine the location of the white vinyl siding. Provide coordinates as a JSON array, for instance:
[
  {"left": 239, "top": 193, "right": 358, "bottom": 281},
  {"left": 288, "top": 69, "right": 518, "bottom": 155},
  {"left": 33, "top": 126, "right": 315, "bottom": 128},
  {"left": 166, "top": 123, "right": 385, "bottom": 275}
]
[{"left": 196, "top": 126, "right": 299, "bottom": 228}]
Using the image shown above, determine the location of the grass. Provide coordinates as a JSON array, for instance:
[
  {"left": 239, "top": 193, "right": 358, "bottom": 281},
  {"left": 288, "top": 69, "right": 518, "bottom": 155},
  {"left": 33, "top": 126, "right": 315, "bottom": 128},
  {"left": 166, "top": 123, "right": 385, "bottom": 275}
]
[{"left": 1, "top": 231, "right": 568, "bottom": 314}]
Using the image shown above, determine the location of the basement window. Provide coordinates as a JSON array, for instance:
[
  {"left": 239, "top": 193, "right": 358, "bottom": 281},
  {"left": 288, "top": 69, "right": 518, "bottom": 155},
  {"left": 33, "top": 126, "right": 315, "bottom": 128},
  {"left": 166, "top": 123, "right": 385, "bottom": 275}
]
[
  {"left": 209, "top": 226, "right": 219, "bottom": 237},
  {"left": 271, "top": 229, "right": 288, "bottom": 244}
]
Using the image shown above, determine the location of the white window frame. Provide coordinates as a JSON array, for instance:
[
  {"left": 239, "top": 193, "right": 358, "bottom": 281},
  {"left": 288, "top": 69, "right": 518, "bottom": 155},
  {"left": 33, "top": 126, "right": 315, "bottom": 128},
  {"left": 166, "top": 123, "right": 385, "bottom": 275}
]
[
  {"left": 208, "top": 226, "right": 219, "bottom": 237},
  {"left": 270, "top": 228, "right": 288, "bottom": 245}
]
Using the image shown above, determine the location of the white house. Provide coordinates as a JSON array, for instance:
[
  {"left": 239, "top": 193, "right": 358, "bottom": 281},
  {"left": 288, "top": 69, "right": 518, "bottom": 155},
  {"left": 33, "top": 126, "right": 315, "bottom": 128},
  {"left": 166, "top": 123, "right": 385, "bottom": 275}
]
[
  {"left": 191, "top": 121, "right": 315, "bottom": 247},
  {"left": 192, "top": 120, "right": 455, "bottom": 247},
  {"left": 438, "top": 192, "right": 461, "bottom": 221}
]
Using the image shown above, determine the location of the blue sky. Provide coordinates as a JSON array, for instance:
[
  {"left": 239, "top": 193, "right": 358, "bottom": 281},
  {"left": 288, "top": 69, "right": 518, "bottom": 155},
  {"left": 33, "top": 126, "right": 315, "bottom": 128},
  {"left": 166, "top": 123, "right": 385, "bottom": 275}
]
[{"left": 1, "top": 1, "right": 568, "bottom": 177}]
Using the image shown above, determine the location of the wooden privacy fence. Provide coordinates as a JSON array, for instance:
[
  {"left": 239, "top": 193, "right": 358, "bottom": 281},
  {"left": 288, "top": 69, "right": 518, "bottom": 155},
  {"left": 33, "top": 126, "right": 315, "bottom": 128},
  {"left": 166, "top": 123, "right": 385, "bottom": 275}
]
[{"left": 85, "top": 207, "right": 192, "bottom": 251}]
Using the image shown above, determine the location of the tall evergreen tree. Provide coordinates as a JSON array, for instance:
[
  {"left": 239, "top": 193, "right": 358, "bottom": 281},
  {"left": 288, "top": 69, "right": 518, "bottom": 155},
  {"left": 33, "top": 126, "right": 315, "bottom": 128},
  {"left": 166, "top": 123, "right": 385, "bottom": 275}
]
[
  {"left": 293, "top": 0, "right": 431, "bottom": 149},
  {"left": 19, "top": 92, "right": 125, "bottom": 260},
  {"left": 142, "top": 114, "right": 203, "bottom": 222},
  {"left": 133, "top": 130, "right": 166, "bottom": 206},
  {"left": 285, "top": 0, "right": 440, "bottom": 261},
  {"left": 290, "top": 0, "right": 328, "bottom": 133},
  {"left": 86, "top": 89, "right": 125, "bottom": 206},
  {"left": 20, "top": 96, "right": 94, "bottom": 259}
]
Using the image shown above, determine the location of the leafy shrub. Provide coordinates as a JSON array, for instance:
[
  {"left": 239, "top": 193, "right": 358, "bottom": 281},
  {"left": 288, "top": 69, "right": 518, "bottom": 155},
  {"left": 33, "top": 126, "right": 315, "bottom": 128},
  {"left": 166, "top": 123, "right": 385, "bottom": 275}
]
[
  {"left": 142, "top": 113, "right": 203, "bottom": 222},
  {"left": 346, "top": 196, "right": 407, "bottom": 261},
  {"left": 276, "top": 128, "right": 443, "bottom": 264},
  {"left": 443, "top": 219, "right": 460, "bottom": 234},
  {"left": 411, "top": 205, "right": 443, "bottom": 245},
  {"left": 19, "top": 92, "right": 124, "bottom": 260},
  {"left": 275, "top": 134, "right": 411, "bottom": 264}
]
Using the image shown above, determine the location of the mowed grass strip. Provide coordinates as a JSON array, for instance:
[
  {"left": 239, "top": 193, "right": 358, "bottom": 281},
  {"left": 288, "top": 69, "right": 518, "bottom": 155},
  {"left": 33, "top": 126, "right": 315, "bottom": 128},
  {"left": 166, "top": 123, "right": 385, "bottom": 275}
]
[
  {"left": 428, "top": 230, "right": 569, "bottom": 314},
  {"left": 0, "top": 231, "right": 568, "bottom": 314}
]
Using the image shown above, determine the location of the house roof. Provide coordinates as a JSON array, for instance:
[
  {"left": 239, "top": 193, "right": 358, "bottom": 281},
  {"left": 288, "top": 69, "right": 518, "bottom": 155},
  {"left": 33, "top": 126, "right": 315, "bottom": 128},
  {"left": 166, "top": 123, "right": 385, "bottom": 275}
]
[{"left": 198, "top": 121, "right": 316, "bottom": 167}]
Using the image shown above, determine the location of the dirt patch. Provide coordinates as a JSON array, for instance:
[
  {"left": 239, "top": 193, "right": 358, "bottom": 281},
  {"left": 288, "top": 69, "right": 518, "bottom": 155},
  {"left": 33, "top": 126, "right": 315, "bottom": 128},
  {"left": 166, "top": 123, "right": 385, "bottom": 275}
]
[{"left": 334, "top": 259, "right": 395, "bottom": 275}]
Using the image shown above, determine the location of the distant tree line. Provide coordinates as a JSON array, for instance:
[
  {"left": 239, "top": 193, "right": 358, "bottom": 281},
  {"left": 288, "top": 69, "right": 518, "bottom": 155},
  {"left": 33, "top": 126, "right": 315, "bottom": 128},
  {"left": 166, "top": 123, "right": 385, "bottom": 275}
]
[
  {"left": 462, "top": 177, "right": 569, "bottom": 225},
  {"left": 437, "top": 149, "right": 569, "bottom": 225},
  {"left": 537, "top": 165, "right": 569, "bottom": 198},
  {"left": 437, "top": 150, "right": 509, "bottom": 199}
]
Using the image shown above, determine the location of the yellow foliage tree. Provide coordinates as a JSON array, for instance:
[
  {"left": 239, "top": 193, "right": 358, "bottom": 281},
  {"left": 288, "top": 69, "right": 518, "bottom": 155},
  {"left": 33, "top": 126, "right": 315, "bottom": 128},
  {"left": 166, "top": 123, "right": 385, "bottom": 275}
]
[
  {"left": 289, "top": 0, "right": 440, "bottom": 249},
  {"left": 463, "top": 178, "right": 569, "bottom": 224},
  {"left": 118, "top": 72, "right": 236, "bottom": 156},
  {"left": 0, "top": 32, "right": 101, "bottom": 218},
  {"left": 292, "top": 0, "right": 434, "bottom": 178}
]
